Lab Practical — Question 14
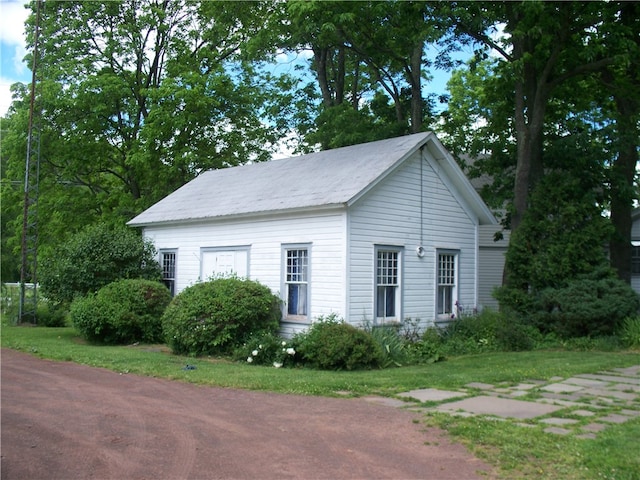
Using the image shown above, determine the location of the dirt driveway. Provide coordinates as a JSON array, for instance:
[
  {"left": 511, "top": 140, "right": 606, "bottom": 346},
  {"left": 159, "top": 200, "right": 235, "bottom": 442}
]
[{"left": 1, "top": 349, "right": 491, "bottom": 479}]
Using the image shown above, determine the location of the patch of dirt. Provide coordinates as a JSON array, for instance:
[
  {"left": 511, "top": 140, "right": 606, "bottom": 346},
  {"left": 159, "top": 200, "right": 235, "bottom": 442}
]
[{"left": 1, "top": 349, "right": 492, "bottom": 479}]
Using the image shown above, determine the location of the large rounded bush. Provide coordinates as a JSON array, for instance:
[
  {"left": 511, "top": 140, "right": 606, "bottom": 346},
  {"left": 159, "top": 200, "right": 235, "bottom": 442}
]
[
  {"left": 71, "top": 279, "right": 171, "bottom": 344},
  {"left": 535, "top": 275, "right": 640, "bottom": 338},
  {"left": 294, "top": 317, "right": 383, "bottom": 370},
  {"left": 40, "top": 222, "right": 161, "bottom": 305},
  {"left": 161, "top": 277, "right": 281, "bottom": 356}
]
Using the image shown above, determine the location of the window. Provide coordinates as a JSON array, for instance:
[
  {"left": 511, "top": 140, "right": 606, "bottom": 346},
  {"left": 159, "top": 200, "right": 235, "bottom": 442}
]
[
  {"left": 284, "top": 246, "right": 309, "bottom": 319},
  {"left": 437, "top": 251, "right": 458, "bottom": 316},
  {"left": 376, "top": 248, "right": 401, "bottom": 322},
  {"left": 160, "top": 250, "right": 177, "bottom": 295},
  {"left": 632, "top": 245, "right": 640, "bottom": 275}
]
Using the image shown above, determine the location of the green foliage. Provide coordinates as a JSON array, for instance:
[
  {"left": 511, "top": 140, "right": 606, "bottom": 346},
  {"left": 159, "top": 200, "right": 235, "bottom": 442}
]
[
  {"left": 35, "top": 303, "right": 68, "bottom": 328},
  {"left": 366, "top": 325, "right": 412, "bottom": 368},
  {"left": 39, "top": 223, "right": 161, "bottom": 305},
  {"left": 1, "top": 284, "right": 66, "bottom": 327},
  {"left": 407, "top": 327, "right": 446, "bottom": 364},
  {"left": 504, "top": 172, "right": 612, "bottom": 293},
  {"left": 294, "top": 315, "right": 384, "bottom": 370},
  {"left": 414, "top": 310, "right": 537, "bottom": 358},
  {"left": 161, "top": 277, "right": 281, "bottom": 356},
  {"left": 620, "top": 317, "right": 640, "bottom": 348},
  {"left": 533, "top": 273, "right": 640, "bottom": 338},
  {"left": 233, "top": 332, "right": 298, "bottom": 368},
  {"left": 71, "top": 279, "right": 171, "bottom": 344}
]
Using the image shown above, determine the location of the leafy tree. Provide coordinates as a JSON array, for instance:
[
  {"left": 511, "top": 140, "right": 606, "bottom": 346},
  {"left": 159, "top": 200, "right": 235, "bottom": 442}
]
[
  {"left": 2, "top": 0, "right": 293, "bottom": 261},
  {"left": 443, "top": 1, "right": 638, "bottom": 289},
  {"left": 280, "top": 0, "right": 451, "bottom": 148},
  {"left": 445, "top": 2, "right": 627, "bottom": 283},
  {"left": 595, "top": 2, "right": 640, "bottom": 283},
  {"left": 38, "top": 223, "right": 161, "bottom": 305}
]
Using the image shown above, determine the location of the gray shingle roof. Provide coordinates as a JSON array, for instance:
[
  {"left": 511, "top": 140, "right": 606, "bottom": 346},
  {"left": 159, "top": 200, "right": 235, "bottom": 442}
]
[{"left": 128, "top": 132, "right": 495, "bottom": 226}]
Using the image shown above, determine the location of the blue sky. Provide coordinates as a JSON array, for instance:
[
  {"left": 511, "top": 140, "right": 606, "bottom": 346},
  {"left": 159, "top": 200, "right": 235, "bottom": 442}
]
[{"left": 0, "top": 1, "right": 464, "bottom": 118}]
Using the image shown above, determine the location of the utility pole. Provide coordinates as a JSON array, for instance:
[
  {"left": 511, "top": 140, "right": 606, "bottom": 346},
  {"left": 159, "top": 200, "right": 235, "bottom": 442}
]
[{"left": 19, "top": 0, "right": 43, "bottom": 324}]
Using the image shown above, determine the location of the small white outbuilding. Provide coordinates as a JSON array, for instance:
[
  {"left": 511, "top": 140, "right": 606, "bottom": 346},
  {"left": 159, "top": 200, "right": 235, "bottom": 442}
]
[{"left": 128, "top": 132, "right": 497, "bottom": 335}]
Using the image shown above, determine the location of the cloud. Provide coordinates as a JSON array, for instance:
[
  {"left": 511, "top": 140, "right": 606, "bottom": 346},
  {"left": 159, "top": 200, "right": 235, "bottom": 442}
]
[
  {"left": 0, "top": 1, "right": 30, "bottom": 116},
  {"left": 0, "top": 76, "right": 20, "bottom": 117},
  {"left": 0, "top": 0, "right": 29, "bottom": 46}
]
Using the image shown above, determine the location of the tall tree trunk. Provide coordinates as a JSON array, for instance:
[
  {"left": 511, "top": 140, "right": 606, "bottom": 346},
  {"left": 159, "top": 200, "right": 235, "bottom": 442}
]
[
  {"left": 408, "top": 43, "right": 423, "bottom": 133},
  {"left": 609, "top": 93, "right": 639, "bottom": 284}
]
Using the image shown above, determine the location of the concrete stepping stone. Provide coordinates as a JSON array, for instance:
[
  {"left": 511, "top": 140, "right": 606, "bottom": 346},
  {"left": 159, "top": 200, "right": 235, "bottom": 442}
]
[
  {"left": 465, "top": 382, "right": 494, "bottom": 390},
  {"left": 577, "top": 374, "right": 640, "bottom": 386},
  {"left": 620, "top": 409, "right": 640, "bottom": 417},
  {"left": 611, "top": 366, "right": 640, "bottom": 376},
  {"left": 509, "top": 390, "right": 530, "bottom": 398},
  {"left": 582, "top": 423, "right": 607, "bottom": 432},
  {"left": 540, "top": 417, "right": 579, "bottom": 425},
  {"left": 563, "top": 377, "right": 609, "bottom": 388},
  {"left": 583, "top": 388, "right": 637, "bottom": 401},
  {"left": 544, "top": 426, "right": 572, "bottom": 435},
  {"left": 599, "top": 413, "right": 632, "bottom": 424},
  {"left": 513, "top": 383, "right": 539, "bottom": 390},
  {"left": 610, "top": 383, "right": 640, "bottom": 393},
  {"left": 541, "top": 383, "right": 584, "bottom": 393},
  {"left": 539, "top": 392, "right": 583, "bottom": 402},
  {"left": 571, "top": 409, "right": 596, "bottom": 417},
  {"left": 435, "top": 395, "right": 562, "bottom": 419},
  {"left": 536, "top": 397, "right": 584, "bottom": 408},
  {"left": 398, "top": 388, "right": 465, "bottom": 403}
]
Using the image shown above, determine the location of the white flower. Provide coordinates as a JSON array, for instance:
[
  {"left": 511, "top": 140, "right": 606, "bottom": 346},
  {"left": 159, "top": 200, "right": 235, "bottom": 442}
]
[
  {"left": 273, "top": 362, "right": 283, "bottom": 368},
  {"left": 252, "top": 350, "right": 259, "bottom": 356},
  {"left": 281, "top": 341, "right": 287, "bottom": 346},
  {"left": 247, "top": 357, "right": 253, "bottom": 363},
  {"left": 286, "top": 348, "right": 296, "bottom": 355},
  {"left": 258, "top": 344, "right": 263, "bottom": 349}
]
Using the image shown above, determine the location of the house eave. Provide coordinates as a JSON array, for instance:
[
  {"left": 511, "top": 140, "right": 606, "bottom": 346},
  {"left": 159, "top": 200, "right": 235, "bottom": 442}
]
[{"left": 127, "top": 203, "right": 347, "bottom": 228}]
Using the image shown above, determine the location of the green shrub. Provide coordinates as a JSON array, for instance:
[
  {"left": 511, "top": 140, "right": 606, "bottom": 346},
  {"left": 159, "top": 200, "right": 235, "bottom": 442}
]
[
  {"left": 620, "top": 316, "right": 640, "bottom": 348},
  {"left": 534, "top": 275, "right": 640, "bottom": 338},
  {"left": 71, "top": 279, "right": 171, "bottom": 344},
  {"left": 409, "top": 327, "right": 445, "bottom": 364},
  {"left": 233, "top": 332, "right": 298, "bottom": 368},
  {"left": 162, "top": 277, "right": 281, "bottom": 356},
  {"left": 36, "top": 303, "right": 68, "bottom": 327},
  {"left": 294, "top": 315, "right": 383, "bottom": 370},
  {"left": 39, "top": 222, "right": 161, "bottom": 305},
  {"left": 426, "top": 309, "right": 536, "bottom": 356},
  {"left": 367, "top": 325, "right": 411, "bottom": 368}
]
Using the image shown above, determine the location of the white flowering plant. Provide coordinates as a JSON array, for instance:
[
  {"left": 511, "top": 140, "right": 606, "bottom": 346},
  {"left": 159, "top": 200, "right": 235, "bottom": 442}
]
[{"left": 233, "top": 331, "right": 298, "bottom": 368}]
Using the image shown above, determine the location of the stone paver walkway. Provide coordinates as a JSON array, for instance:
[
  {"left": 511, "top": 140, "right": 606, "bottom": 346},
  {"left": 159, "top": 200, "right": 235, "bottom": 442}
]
[{"left": 363, "top": 365, "right": 640, "bottom": 439}]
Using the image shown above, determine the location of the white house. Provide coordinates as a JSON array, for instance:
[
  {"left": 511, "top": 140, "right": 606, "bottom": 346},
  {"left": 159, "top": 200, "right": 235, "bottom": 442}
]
[{"left": 128, "top": 132, "right": 497, "bottom": 336}]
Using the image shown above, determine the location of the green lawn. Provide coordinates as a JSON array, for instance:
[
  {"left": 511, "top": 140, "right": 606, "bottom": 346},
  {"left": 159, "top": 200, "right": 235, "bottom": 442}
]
[{"left": 2, "top": 324, "right": 639, "bottom": 479}]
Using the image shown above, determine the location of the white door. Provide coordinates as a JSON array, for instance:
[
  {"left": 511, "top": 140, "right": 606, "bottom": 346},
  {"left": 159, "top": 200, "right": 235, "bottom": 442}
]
[{"left": 201, "top": 250, "right": 248, "bottom": 280}]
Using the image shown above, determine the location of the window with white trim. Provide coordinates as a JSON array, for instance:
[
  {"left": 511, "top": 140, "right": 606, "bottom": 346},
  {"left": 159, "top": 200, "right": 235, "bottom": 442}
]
[
  {"left": 437, "top": 251, "right": 458, "bottom": 316},
  {"left": 376, "top": 247, "right": 401, "bottom": 322},
  {"left": 284, "top": 246, "right": 310, "bottom": 319},
  {"left": 160, "top": 250, "right": 177, "bottom": 296}
]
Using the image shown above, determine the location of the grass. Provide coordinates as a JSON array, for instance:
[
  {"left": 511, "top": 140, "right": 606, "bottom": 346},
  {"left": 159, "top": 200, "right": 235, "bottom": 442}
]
[{"left": 2, "top": 324, "right": 640, "bottom": 479}]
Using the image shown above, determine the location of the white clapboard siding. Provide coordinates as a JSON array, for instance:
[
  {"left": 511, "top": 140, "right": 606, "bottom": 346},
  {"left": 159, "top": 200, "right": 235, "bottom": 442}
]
[
  {"left": 143, "top": 210, "right": 347, "bottom": 332},
  {"left": 347, "top": 150, "right": 478, "bottom": 328}
]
